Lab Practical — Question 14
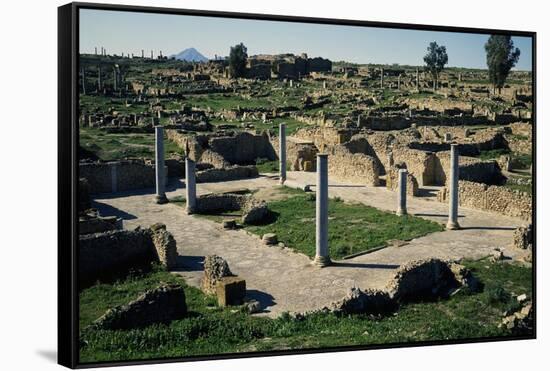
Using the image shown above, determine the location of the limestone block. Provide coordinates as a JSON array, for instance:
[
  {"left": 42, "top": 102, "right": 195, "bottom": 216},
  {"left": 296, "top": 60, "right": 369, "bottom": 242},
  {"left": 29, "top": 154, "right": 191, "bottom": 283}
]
[{"left": 216, "top": 276, "right": 246, "bottom": 306}]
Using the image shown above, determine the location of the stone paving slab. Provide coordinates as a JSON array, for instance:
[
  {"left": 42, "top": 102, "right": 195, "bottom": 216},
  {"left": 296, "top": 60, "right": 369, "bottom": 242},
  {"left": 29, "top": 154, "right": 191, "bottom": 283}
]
[{"left": 93, "top": 172, "right": 529, "bottom": 317}]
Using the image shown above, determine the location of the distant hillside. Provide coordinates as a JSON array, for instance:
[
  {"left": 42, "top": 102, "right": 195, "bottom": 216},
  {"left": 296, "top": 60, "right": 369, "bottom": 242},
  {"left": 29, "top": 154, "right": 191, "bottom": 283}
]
[{"left": 171, "top": 48, "right": 208, "bottom": 62}]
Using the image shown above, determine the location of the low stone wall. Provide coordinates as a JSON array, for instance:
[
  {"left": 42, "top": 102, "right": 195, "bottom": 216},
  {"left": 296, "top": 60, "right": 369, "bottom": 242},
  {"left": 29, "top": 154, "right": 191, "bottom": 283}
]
[
  {"left": 79, "top": 224, "right": 179, "bottom": 288},
  {"left": 79, "top": 160, "right": 159, "bottom": 194},
  {"left": 196, "top": 165, "right": 258, "bottom": 183},
  {"left": 92, "top": 284, "right": 187, "bottom": 330},
  {"left": 437, "top": 180, "right": 532, "bottom": 220},
  {"left": 327, "top": 145, "right": 380, "bottom": 186},
  {"left": 433, "top": 152, "right": 504, "bottom": 186},
  {"left": 79, "top": 210, "right": 123, "bottom": 235},
  {"left": 195, "top": 193, "right": 245, "bottom": 214}
]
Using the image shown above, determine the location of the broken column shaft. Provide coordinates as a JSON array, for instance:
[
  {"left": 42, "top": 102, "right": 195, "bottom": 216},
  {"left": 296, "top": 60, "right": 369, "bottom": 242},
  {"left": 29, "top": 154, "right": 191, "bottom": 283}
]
[
  {"left": 396, "top": 169, "right": 408, "bottom": 216},
  {"left": 279, "top": 123, "right": 286, "bottom": 184},
  {"left": 314, "top": 154, "right": 331, "bottom": 267},
  {"left": 185, "top": 157, "right": 197, "bottom": 214},
  {"left": 154, "top": 126, "right": 168, "bottom": 204},
  {"left": 446, "top": 144, "right": 460, "bottom": 230}
]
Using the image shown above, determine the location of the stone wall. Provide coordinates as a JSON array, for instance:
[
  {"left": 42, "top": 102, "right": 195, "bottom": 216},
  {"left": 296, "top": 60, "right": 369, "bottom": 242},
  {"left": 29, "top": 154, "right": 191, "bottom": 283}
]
[
  {"left": 270, "top": 136, "right": 318, "bottom": 171},
  {"left": 79, "top": 160, "right": 159, "bottom": 194},
  {"left": 327, "top": 145, "right": 380, "bottom": 186},
  {"left": 437, "top": 180, "right": 532, "bottom": 220},
  {"left": 434, "top": 152, "right": 504, "bottom": 186},
  {"left": 166, "top": 130, "right": 276, "bottom": 166},
  {"left": 293, "top": 126, "right": 352, "bottom": 152},
  {"left": 195, "top": 193, "right": 246, "bottom": 214},
  {"left": 79, "top": 225, "right": 179, "bottom": 287},
  {"left": 196, "top": 165, "right": 259, "bottom": 183},
  {"left": 386, "top": 165, "right": 420, "bottom": 196}
]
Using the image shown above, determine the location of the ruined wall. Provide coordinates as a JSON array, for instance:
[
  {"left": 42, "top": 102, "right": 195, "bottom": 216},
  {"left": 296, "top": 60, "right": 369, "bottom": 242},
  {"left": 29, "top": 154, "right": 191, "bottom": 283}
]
[
  {"left": 386, "top": 165, "right": 420, "bottom": 196},
  {"left": 392, "top": 148, "right": 436, "bottom": 186},
  {"left": 79, "top": 225, "right": 178, "bottom": 288},
  {"left": 270, "top": 137, "right": 318, "bottom": 171},
  {"left": 208, "top": 132, "right": 276, "bottom": 165},
  {"left": 196, "top": 165, "right": 259, "bottom": 183},
  {"left": 434, "top": 152, "right": 504, "bottom": 186},
  {"left": 293, "top": 127, "right": 352, "bottom": 152},
  {"left": 327, "top": 145, "right": 380, "bottom": 186},
  {"left": 167, "top": 130, "right": 276, "bottom": 166},
  {"left": 437, "top": 180, "right": 532, "bottom": 220},
  {"left": 79, "top": 160, "right": 159, "bottom": 194},
  {"left": 195, "top": 193, "right": 245, "bottom": 213}
]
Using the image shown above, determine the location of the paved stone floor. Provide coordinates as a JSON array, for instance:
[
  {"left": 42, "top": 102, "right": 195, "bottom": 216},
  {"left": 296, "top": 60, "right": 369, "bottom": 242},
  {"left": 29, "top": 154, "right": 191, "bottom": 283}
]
[{"left": 93, "top": 172, "right": 530, "bottom": 317}]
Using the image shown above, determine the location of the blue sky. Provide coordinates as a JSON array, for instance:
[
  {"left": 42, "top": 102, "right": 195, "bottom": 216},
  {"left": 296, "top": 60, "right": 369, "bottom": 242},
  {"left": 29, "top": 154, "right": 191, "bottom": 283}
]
[{"left": 80, "top": 9, "right": 532, "bottom": 70}]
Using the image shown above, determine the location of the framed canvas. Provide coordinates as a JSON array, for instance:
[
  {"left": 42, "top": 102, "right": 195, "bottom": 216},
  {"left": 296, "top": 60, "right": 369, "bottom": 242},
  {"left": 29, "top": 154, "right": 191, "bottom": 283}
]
[{"left": 58, "top": 2, "right": 536, "bottom": 368}]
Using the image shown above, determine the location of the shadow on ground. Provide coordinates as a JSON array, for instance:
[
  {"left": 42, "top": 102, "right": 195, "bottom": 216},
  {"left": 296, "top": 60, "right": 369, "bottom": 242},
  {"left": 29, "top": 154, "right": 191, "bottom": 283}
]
[
  {"left": 246, "top": 289, "right": 276, "bottom": 312},
  {"left": 92, "top": 200, "right": 138, "bottom": 220}
]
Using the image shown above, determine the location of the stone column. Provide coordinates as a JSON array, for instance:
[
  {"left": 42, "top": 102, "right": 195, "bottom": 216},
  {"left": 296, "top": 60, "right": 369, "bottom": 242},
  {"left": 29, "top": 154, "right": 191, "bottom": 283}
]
[
  {"left": 81, "top": 67, "right": 86, "bottom": 95},
  {"left": 397, "top": 74, "right": 401, "bottom": 90},
  {"left": 357, "top": 114, "right": 361, "bottom": 128},
  {"left": 97, "top": 65, "right": 102, "bottom": 92},
  {"left": 446, "top": 144, "right": 460, "bottom": 230},
  {"left": 396, "top": 169, "right": 408, "bottom": 216},
  {"left": 314, "top": 154, "right": 331, "bottom": 267},
  {"left": 185, "top": 157, "right": 197, "bottom": 214},
  {"left": 279, "top": 123, "right": 287, "bottom": 184},
  {"left": 380, "top": 68, "right": 384, "bottom": 89},
  {"left": 416, "top": 68, "right": 419, "bottom": 90},
  {"left": 154, "top": 126, "right": 168, "bottom": 204}
]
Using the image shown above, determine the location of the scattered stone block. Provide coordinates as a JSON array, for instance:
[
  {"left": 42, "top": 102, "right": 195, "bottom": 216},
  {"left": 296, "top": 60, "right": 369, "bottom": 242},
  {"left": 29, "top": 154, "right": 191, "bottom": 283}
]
[
  {"left": 222, "top": 219, "right": 237, "bottom": 229},
  {"left": 216, "top": 276, "right": 246, "bottom": 306},
  {"left": 262, "top": 233, "right": 278, "bottom": 245},
  {"left": 329, "top": 287, "right": 397, "bottom": 315},
  {"left": 501, "top": 300, "right": 533, "bottom": 335},
  {"left": 386, "top": 258, "right": 481, "bottom": 302},
  {"left": 241, "top": 197, "right": 269, "bottom": 225},
  {"left": 92, "top": 284, "right": 187, "bottom": 330},
  {"left": 513, "top": 224, "right": 533, "bottom": 250},
  {"left": 149, "top": 223, "right": 178, "bottom": 270},
  {"left": 201, "top": 255, "right": 233, "bottom": 295},
  {"left": 245, "top": 299, "right": 261, "bottom": 314}
]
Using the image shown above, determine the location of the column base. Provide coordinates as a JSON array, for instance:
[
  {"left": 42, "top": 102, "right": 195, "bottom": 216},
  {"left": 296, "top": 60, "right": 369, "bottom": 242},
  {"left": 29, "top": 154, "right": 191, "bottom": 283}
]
[
  {"left": 446, "top": 220, "right": 460, "bottom": 230},
  {"left": 185, "top": 207, "right": 196, "bottom": 215},
  {"left": 279, "top": 177, "right": 286, "bottom": 185},
  {"left": 154, "top": 194, "right": 168, "bottom": 204},
  {"left": 396, "top": 208, "right": 407, "bottom": 216},
  {"left": 313, "top": 255, "right": 332, "bottom": 268}
]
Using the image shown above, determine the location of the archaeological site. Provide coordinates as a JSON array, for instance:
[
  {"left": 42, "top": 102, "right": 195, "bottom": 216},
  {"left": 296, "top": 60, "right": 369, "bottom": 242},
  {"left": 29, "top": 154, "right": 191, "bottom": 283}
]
[{"left": 67, "top": 5, "right": 535, "bottom": 365}]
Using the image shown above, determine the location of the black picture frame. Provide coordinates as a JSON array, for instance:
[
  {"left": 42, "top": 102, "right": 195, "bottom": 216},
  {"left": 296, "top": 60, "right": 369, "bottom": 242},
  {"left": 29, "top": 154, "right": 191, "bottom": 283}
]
[{"left": 58, "top": 2, "right": 537, "bottom": 368}]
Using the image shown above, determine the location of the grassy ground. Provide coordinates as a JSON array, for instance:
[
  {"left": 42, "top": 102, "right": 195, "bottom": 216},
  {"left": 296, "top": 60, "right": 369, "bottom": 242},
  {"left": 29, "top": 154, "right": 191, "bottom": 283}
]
[
  {"left": 185, "top": 186, "right": 443, "bottom": 260},
  {"left": 79, "top": 127, "right": 183, "bottom": 161},
  {"left": 79, "top": 259, "right": 532, "bottom": 363},
  {"left": 246, "top": 191, "right": 444, "bottom": 259}
]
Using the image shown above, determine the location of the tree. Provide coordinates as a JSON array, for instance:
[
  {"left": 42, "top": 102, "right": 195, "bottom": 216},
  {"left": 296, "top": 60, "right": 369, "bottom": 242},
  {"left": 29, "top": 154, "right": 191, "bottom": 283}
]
[
  {"left": 229, "top": 43, "right": 248, "bottom": 78},
  {"left": 485, "top": 35, "right": 520, "bottom": 94},
  {"left": 423, "top": 42, "right": 448, "bottom": 91}
]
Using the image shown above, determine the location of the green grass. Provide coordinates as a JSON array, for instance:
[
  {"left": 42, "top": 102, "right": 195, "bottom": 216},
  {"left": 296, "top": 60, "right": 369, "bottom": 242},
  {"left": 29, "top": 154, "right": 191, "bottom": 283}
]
[
  {"left": 477, "top": 148, "right": 511, "bottom": 160},
  {"left": 79, "top": 259, "right": 532, "bottom": 363},
  {"left": 79, "top": 127, "right": 183, "bottom": 161},
  {"left": 255, "top": 158, "right": 279, "bottom": 173},
  {"left": 244, "top": 189, "right": 444, "bottom": 259}
]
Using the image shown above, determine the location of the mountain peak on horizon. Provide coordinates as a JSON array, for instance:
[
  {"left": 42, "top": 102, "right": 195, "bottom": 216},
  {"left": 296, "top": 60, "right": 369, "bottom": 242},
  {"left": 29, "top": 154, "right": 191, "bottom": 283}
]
[{"left": 171, "top": 47, "right": 208, "bottom": 62}]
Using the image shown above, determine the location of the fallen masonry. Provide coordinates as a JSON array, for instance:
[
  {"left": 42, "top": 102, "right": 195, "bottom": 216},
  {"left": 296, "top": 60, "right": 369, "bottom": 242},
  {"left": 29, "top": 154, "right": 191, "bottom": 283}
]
[
  {"left": 79, "top": 223, "right": 179, "bottom": 287},
  {"left": 91, "top": 284, "right": 187, "bottom": 330}
]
